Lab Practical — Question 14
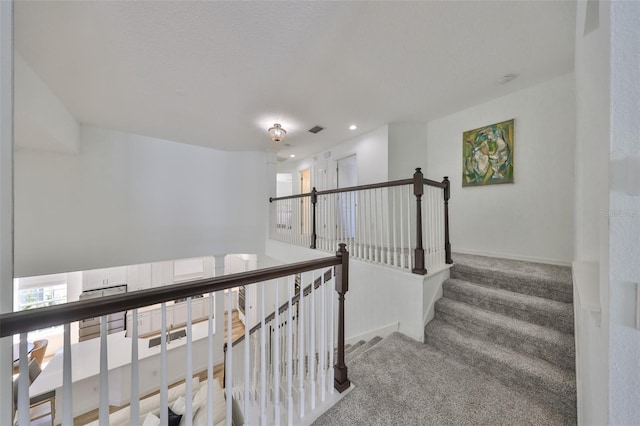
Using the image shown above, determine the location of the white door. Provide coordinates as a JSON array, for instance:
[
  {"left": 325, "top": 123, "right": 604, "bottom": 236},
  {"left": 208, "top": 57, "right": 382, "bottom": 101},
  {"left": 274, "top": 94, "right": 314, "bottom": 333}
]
[{"left": 336, "top": 155, "right": 357, "bottom": 238}]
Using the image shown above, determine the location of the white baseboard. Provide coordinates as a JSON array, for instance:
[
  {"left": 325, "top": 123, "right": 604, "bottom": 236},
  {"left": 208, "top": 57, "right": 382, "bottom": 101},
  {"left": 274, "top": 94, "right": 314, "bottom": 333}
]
[
  {"left": 454, "top": 248, "right": 571, "bottom": 267},
  {"left": 346, "top": 322, "right": 399, "bottom": 345}
]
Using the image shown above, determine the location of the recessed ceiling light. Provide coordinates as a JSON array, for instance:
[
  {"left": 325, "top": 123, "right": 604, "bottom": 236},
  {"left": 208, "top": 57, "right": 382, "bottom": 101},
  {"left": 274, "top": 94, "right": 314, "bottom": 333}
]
[
  {"left": 349, "top": 124, "right": 357, "bottom": 130},
  {"left": 290, "top": 154, "right": 296, "bottom": 158}
]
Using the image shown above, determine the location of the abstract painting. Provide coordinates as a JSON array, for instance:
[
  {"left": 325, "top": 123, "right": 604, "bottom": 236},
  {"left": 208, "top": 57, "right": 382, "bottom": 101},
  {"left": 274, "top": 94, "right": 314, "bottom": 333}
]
[{"left": 462, "top": 119, "right": 514, "bottom": 187}]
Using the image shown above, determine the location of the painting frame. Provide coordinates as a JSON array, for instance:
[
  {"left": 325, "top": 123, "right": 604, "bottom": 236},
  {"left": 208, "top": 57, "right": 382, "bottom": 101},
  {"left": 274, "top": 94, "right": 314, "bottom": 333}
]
[{"left": 462, "top": 119, "right": 515, "bottom": 187}]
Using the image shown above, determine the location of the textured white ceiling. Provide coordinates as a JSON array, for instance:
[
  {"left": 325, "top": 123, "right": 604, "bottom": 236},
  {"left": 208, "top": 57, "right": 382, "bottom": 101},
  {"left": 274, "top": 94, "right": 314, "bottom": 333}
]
[{"left": 14, "top": 1, "right": 576, "bottom": 160}]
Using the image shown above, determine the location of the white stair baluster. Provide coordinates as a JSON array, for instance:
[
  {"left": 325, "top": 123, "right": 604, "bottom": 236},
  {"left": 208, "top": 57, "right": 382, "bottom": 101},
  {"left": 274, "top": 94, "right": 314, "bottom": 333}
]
[
  {"left": 207, "top": 292, "right": 215, "bottom": 426},
  {"left": 160, "top": 305, "right": 168, "bottom": 426},
  {"left": 310, "top": 271, "right": 317, "bottom": 410},
  {"left": 260, "top": 282, "right": 267, "bottom": 425},
  {"left": 386, "top": 187, "right": 391, "bottom": 266},
  {"left": 62, "top": 323, "right": 73, "bottom": 426},
  {"left": 287, "top": 276, "right": 294, "bottom": 425},
  {"left": 185, "top": 297, "right": 193, "bottom": 426},
  {"left": 328, "top": 273, "right": 335, "bottom": 395},
  {"left": 407, "top": 185, "right": 412, "bottom": 270},
  {"left": 320, "top": 270, "right": 327, "bottom": 402},
  {"left": 227, "top": 289, "right": 233, "bottom": 426},
  {"left": 17, "top": 333, "right": 29, "bottom": 426},
  {"left": 392, "top": 187, "right": 398, "bottom": 268},
  {"left": 400, "top": 187, "right": 405, "bottom": 269},
  {"left": 99, "top": 316, "right": 110, "bottom": 426},
  {"left": 129, "top": 310, "right": 139, "bottom": 426},
  {"left": 244, "top": 285, "right": 250, "bottom": 419},
  {"left": 298, "top": 274, "right": 305, "bottom": 418},
  {"left": 366, "top": 190, "right": 372, "bottom": 261},
  {"left": 274, "top": 280, "right": 281, "bottom": 423}
]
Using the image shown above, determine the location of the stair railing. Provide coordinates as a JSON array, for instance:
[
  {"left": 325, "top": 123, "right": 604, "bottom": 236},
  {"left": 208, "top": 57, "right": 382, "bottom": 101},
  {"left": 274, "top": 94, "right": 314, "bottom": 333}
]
[
  {"left": 224, "top": 268, "right": 336, "bottom": 424},
  {"left": 223, "top": 245, "right": 349, "bottom": 424},
  {"left": 0, "top": 247, "right": 349, "bottom": 426},
  {"left": 270, "top": 167, "right": 452, "bottom": 275}
]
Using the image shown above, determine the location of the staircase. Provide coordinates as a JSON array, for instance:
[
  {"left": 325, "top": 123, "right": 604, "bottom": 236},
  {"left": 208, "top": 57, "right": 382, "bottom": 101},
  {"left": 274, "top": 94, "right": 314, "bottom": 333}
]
[
  {"left": 345, "top": 336, "right": 383, "bottom": 364},
  {"left": 425, "top": 253, "right": 576, "bottom": 419}
]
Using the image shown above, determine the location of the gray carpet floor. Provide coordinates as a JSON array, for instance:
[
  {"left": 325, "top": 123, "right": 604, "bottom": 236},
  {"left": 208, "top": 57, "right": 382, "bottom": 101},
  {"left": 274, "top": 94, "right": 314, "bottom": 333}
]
[{"left": 313, "top": 332, "right": 570, "bottom": 426}]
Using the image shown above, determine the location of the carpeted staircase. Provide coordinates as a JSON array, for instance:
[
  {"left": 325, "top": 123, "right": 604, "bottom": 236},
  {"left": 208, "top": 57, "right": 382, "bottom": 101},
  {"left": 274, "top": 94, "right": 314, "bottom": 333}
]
[
  {"left": 425, "top": 253, "right": 576, "bottom": 419},
  {"left": 344, "top": 336, "right": 383, "bottom": 364}
]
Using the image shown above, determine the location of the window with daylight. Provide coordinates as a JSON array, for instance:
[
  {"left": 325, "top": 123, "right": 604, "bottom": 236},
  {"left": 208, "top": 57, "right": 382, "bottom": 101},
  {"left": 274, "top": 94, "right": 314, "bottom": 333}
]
[
  {"left": 18, "top": 284, "right": 67, "bottom": 311},
  {"left": 14, "top": 274, "right": 68, "bottom": 336}
]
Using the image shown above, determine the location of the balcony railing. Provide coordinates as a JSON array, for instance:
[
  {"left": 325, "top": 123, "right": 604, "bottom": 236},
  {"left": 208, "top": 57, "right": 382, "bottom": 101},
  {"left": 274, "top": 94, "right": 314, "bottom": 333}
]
[
  {"left": 1, "top": 246, "right": 350, "bottom": 426},
  {"left": 270, "top": 168, "right": 452, "bottom": 275}
]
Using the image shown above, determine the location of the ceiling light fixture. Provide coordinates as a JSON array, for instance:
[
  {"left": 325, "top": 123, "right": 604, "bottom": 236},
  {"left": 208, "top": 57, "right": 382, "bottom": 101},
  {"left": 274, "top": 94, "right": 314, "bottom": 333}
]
[
  {"left": 268, "top": 123, "right": 287, "bottom": 142},
  {"left": 349, "top": 124, "right": 357, "bottom": 130},
  {"left": 290, "top": 154, "right": 296, "bottom": 158}
]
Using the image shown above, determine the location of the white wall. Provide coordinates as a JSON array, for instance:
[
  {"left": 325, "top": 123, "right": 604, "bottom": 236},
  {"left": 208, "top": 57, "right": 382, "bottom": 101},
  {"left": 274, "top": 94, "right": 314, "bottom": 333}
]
[
  {"left": 388, "top": 122, "right": 427, "bottom": 180},
  {"left": 609, "top": 2, "right": 640, "bottom": 424},
  {"left": 426, "top": 74, "right": 576, "bottom": 264},
  {"left": 572, "top": 0, "right": 610, "bottom": 424},
  {"left": 14, "top": 52, "right": 80, "bottom": 154},
  {"left": 277, "top": 125, "right": 389, "bottom": 192},
  {"left": 266, "top": 239, "right": 450, "bottom": 343},
  {"left": 15, "top": 126, "right": 269, "bottom": 276},
  {"left": 0, "top": 2, "right": 14, "bottom": 423}
]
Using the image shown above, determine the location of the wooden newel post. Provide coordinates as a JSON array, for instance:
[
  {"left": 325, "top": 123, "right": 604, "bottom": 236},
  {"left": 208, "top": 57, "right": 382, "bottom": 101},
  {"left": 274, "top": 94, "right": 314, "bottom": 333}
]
[
  {"left": 311, "top": 187, "right": 318, "bottom": 249},
  {"left": 443, "top": 176, "right": 453, "bottom": 264},
  {"left": 334, "top": 243, "right": 351, "bottom": 393},
  {"left": 412, "top": 168, "right": 427, "bottom": 275}
]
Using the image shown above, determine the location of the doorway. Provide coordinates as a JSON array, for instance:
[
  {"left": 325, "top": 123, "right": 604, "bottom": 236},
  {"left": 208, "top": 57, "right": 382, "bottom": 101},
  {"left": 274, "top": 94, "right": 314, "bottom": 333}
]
[
  {"left": 336, "top": 155, "right": 357, "bottom": 238},
  {"left": 300, "top": 169, "right": 311, "bottom": 234}
]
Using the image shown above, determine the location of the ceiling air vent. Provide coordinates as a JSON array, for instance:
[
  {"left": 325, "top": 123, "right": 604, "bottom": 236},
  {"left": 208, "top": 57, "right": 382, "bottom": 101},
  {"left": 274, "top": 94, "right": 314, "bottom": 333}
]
[{"left": 308, "top": 125, "right": 324, "bottom": 134}]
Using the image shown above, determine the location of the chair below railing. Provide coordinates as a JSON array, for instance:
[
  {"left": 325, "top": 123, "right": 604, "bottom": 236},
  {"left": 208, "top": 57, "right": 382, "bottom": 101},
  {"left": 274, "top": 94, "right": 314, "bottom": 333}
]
[
  {"left": 1, "top": 246, "right": 350, "bottom": 426},
  {"left": 270, "top": 168, "right": 452, "bottom": 275}
]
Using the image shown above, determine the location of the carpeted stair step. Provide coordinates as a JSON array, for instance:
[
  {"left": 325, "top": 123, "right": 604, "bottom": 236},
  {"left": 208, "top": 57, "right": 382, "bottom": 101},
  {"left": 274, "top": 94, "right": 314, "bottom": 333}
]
[
  {"left": 451, "top": 253, "right": 573, "bottom": 303},
  {"left": 435, "top": 297, "right": 575, "bottom": 371},
  {"left": 346, "top": 340, "right": 365, "bottom": 354},
  {"left": 425, "top": 319, "right": 576, "bottom": 417},
  {"left": 346, "top": 336, "right": 383, "bottom": 363},
  {"left": 444, "top": 278, "right": 574, "bottom": 334}
]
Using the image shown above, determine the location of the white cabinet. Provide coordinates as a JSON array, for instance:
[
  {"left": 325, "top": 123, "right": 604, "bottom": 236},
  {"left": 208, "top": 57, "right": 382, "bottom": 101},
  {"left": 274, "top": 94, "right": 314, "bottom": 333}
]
[
  {"left": 83, "top": 267, "right": 127, "bottom": 291},
  {"left": 127, "top": 264, "right": 152, "bottom": 291},
  {"left": 151, "top": 262, "right": 173, "bottom": 288},
  {"left": 172, "top": 303, "right": 187, "bottom": 328},
  {"left": 126, "top": 310, "right": 152, "bottom": 337},
  {"left": 191, "top": 297, "right": 205, "bottom": 319},
  {"left": 150, "top": 310, "right": 163, "bottom": 333}
]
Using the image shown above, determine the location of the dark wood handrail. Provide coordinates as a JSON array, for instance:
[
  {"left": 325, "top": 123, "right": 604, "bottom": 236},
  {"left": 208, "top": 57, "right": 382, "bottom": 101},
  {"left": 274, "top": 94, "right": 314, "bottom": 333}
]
[
  {"left": 269, "top": 175, "right": 446, "bottom": 203},
  {"left": 0, "top": 256, "right": 342, "bottom": 338},
  {"left": 226, "top": 269, "right": 333, "bottom": 349},
  {"left": 269, "top": 178, "right": 414, "bottom": 202},
  {"left": 423, "top": 178, "right": 447, "bottom": 189}
]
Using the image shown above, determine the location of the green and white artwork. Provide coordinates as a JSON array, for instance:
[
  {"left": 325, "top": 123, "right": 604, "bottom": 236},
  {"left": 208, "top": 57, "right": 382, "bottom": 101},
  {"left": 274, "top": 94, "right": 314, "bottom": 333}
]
[{"left": 462, "top": 119, "right": 514, "bottom": 187}]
